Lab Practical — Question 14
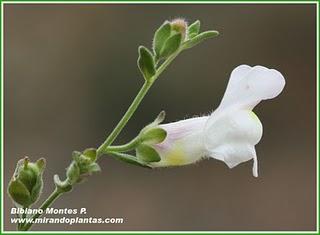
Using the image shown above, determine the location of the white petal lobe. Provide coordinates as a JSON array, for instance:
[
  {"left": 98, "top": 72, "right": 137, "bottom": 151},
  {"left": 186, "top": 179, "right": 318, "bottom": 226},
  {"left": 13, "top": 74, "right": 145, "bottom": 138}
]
[
  {"left": 203, "top": 65, "right": 285, "bottom": 176},
  {"left": 219, "top": 65, "right": 285, "bottom": 111}
]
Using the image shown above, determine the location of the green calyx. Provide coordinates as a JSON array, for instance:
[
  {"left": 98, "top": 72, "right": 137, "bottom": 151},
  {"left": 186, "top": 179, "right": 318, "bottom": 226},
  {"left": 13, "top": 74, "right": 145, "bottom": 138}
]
[
  {"left": 138, "top": 111, "right": 167, "bottom": 145},
  {"left": 8, "top": 157, "right": 46, "bottom": 207},
  {"left": 108, "top": 111, "right": 167, "bottom": 167}
]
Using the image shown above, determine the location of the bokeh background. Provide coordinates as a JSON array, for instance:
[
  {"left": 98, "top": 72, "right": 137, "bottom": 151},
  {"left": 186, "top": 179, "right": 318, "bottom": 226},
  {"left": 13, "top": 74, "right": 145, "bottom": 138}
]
[{"left": 3, "top": 3, "right": 316, "bottom": 231}]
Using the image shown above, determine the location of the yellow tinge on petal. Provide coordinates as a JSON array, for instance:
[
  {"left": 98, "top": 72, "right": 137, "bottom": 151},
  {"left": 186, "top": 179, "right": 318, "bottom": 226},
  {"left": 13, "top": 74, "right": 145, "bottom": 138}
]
[
  {"left": 164, "top": 145, "right": 188, "bottom": 166},
  {"left": 249, "top": 110, "right": 260, "bottom": 123}
]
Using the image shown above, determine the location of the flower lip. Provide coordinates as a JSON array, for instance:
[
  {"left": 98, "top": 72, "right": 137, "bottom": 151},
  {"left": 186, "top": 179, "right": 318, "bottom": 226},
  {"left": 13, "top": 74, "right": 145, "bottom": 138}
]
[{"left": 203, "top": 64, "right": 285, "bottom": 177}]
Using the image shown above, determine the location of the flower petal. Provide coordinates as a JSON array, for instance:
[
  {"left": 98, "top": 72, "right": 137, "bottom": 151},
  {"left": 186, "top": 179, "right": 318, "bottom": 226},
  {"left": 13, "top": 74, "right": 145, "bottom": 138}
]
[
  {"left": 204, "top": 110, "right": 262, "bottom": 176},
  {"left": 150, "top": 116, "right": 208, "bottom": 167},
  {"left": 209, "top": 143, "right": 258, "bottom": 176},
  {"left": 219, "top": 65, "right": 285, "bottom": 111},
  {"left": 205, "top": 110, "right": 263, "bottom": 148}
]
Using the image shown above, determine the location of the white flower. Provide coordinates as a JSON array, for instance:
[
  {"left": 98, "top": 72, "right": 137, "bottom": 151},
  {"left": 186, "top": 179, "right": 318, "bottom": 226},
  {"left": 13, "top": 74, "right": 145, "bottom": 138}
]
[{"left": 150, "top": 65, "right": 285, "bottom": 177}]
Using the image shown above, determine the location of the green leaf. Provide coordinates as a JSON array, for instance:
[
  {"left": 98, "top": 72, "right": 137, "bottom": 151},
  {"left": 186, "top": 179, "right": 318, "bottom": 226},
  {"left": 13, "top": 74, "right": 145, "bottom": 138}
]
[
  {"left": 188, "top": 20, "right": 200, "bottom": 38},
  {"left": 66, "top": 161, "right": 80, "bottom": 185},
  {"left": 8, "top": 179, "right": 31, "bottom": 207},
  {"left": 183, "top": 30, "right": 219, "bottom": 49},
  {"left": 110, "top": 152, "right": 150, "bottom": 168},
  {"left": 153, "top": 22, "right": 171, "bottom": 58},
  {"left": 141, "top": 128, "right": 167, "bottom": 144},
  {"left": 160, "top": 33, "right": 182, "bottom": 58},
  {"left": 138, "top": 46, "right": 156, "bottom": 81},
  {"left": 136, "top": 144, "right": 161, "bottom": 163}
]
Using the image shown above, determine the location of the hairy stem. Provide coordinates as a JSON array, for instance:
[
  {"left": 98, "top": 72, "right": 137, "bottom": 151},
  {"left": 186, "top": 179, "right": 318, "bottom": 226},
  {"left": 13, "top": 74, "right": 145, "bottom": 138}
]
[
  {"left": 96, "top": 81, "right": 152, "bottom": 156},
  {"left": 97, "top": 49, "right": 182, "bottom": 156},
  {"left": 22, "top": 48, "right": 183, "bottom": 232}
]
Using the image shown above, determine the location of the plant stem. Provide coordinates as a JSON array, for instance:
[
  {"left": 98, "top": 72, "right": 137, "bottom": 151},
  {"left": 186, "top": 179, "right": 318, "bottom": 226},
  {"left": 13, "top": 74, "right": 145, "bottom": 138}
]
[
  {"left": 96, "top": 81, "right": 152, "bottom": 156},
  {"left": 19, "top": 207, "right": 27, "bottom": 229},
  {"left": 16, "top": 207, "right": 21, "bottom": 230},
  {"left": 22, "top": 48, "right": 183, "bottom": 232},
  {"left": 20, "top": 188, "right": 63, "bottom": 231},
  {"left": 96, "top": 49, "right": 182, "bottom": 156},
  {"left": 105, "top": 137, "right": 140, "bottom": 153}
]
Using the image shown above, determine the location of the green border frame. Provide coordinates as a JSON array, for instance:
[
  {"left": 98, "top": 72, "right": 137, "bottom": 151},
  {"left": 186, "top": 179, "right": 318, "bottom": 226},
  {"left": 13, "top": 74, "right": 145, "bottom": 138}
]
[{"left": 0, "top": 1, "right": 318, "bottom": 234}]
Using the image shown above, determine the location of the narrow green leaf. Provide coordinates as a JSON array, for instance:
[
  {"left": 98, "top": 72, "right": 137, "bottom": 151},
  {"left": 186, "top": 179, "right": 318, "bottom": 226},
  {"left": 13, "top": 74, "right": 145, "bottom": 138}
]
[
  {"left": 188, "top": 20, "right": 200, "bottom": 38},
  {"left": 136, "top": 144, "right": 161, "bottom": 163},
  {"left": 138, "top": 46, "right": 156, "bottom": 81},
  {"left": 153, "top": 22, "right": 171, "bottom": 57},
  {"left": 160, "top": 33, "right": 182, "bottom": 58},
  {"left": 141, "top": 128, "right": 167, "bottom": 144},
  {"left": 183, "top": 30, "right": 219, "bottom": 49},
  {"left": 110, "top": 152, "right": 150, "bottom": 168}
]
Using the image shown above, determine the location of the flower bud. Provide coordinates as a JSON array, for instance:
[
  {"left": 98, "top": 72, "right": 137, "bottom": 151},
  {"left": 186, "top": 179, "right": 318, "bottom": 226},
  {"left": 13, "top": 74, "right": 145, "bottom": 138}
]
[
  {"left": 8, "top": 157, "right": 46, "bottom": 207},
  {"left": 170, "top": 18, "right": 188, "bottom": 41}
]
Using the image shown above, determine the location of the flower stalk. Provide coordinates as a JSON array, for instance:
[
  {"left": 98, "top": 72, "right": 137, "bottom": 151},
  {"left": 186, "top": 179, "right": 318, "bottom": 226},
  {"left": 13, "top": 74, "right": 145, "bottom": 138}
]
[{"left": 97, "top": 48, "right": 182, "bottom": 157}]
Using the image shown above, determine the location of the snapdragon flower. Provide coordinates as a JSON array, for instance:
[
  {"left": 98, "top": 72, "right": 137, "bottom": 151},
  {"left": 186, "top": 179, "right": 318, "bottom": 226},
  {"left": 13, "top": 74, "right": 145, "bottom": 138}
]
[{"left": 150, "top": 65, "right": 285, "bottom": 177}]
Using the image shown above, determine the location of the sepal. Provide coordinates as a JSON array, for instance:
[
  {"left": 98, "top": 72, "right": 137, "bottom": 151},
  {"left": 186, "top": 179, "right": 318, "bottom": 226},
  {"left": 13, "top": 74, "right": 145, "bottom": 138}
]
[
  {"left": 110, "top": 152, "right": 150, "bottom": 168},
  {"left": 183, "top": 31, "right": 219, "bottom": 49},
  {"left": 136, "top": 144, "right": 161, "bottom": 163},
  {"left": 8, "top": 157, "right": 46, "bottom": 207}
]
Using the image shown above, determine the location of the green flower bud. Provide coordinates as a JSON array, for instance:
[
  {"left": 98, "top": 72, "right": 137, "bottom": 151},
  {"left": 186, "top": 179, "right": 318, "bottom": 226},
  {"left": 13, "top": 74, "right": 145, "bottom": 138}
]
[
  {"left": 170, "top": 18, "right": 188, "bottom": 41},
  {"left": 8, "top": 157, "right": 46, "bottom": 207}
]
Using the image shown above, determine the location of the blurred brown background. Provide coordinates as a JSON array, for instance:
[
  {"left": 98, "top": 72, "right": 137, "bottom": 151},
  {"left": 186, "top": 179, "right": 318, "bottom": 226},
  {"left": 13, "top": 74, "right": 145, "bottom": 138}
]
[{"left": 3, "top": 3, "right": 316, "bottom": 231}]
